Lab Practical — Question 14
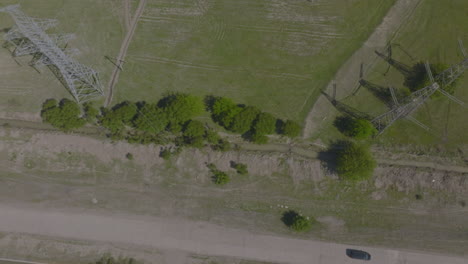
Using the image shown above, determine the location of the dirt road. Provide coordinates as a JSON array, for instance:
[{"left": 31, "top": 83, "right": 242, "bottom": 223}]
[
  {"left": 105, "top": 0, "right": 147, "bottom": 107},
  {"left": 0, "top": 205, "right": 466, "bottom": 264},
  {"left": 302, "top": 0, "right": 422, "bottom": 138}
]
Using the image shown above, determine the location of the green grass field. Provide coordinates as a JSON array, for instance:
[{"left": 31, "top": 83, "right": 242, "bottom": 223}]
[
  {"left": 115, "top": 0, "right": 395, "bottom": 122},
  {"left": 321, "top": 0, "right": 468, "bottom": 149},
  {"left": 0, "top": 0, "right": 123, "bottom": 113}
]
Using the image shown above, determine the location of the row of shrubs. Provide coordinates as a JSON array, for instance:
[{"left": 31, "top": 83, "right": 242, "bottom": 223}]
[
  {"left": 208, "top": 96, "right": 301, "bottom": 143},
  {"left": 41, "top": 94, "right": 302, "bottom": 147}
]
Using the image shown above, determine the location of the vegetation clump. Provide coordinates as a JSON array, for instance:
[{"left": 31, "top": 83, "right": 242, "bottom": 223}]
[
  {"left": 207, "top": 163, "right": 230, "bottom": 185},
  {"left": 335, "top": 141, "right": 376, "bottom": 181},
  {"left": 100, "top": 101, "right": 138, "bottom": 133},
  {"left": 281, "top": 210, "right": 312, "bottom": 232},
  {"left": 126, "top": 153, "right": 134, "bottom": 160},
  {"left": 93, "top": 255, "right": 138, "bottom": 264},
  {"left": 231, "top": 162, "right": 248, "bottom": 175},
  {"left": 182, "top": 120, "right": 206, "bottom": 148},
  {"left": 405, "top": 62, "right": 456, "bottom": 95},
  {"left": 334, "top": 116, "right": 377, "bottom": 139},
  {"left": 41, "top": 98, "right": 86, "bottom": 131},
  {"left": 208, "top": 96, "right": 299, "bottom": 143},
  {"left": 279, "top": 120, "right": 302, "bottom": 138}
]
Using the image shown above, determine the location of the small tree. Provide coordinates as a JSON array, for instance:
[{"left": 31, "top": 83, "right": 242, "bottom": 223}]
[
  {"left": 41, "top": 98, "right": 86, "bottom": 131},
  {"left": 210, "top": 97, "right": 242, "bottom": 128},
  {"left": 280, "top": 120, "right": 302, "bottom": 138},
  {"left": 100, "top": 101, "right": 138, "bottom": 133},
  {"left": 253, "top": 112, "right": 276, "bottom": 135},
  {"left": 83, "top": 102, "right": 100, "bottom": 122},
  {"left": 133, "top": 103, "right": 168, "bottom": 134},
  {"left": 182, "top": 120, "right": 206, "bottom": 147},
  {"left": 229, "top": 106, "right": 260, "bottom": 134},
  {"left": 160, "top": 94, "right": 204, "bottom": 124},
  {"left": 335, "top": 141, "right": 376, "bottom": 181},
  {"left": 334, "top": 116, "right": 377, "bottom": 139},
  {"left": 281, "top": 210, "right": 312, "bottom": 232}
]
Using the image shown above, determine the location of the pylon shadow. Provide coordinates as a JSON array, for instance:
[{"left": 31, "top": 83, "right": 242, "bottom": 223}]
[
  {"left": 359, "top": 79, "right": 393, "bottom": 107},
  {"left": 321, "top": 90, "right": 373, "bottom": 120},
  {"left": 375, "top": 50, "right": 412, "bottom": 77}
]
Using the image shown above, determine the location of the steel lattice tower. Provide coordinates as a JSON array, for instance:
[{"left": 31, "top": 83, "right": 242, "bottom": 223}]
[
  {"left": 372, "top": 54, "right": 467, "bottom": 134},
  {"left": 0, "top": 4, "right": 103, "bottom": 103}
]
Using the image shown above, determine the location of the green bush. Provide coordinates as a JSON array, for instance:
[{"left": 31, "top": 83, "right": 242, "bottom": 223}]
[
  {"left": 232, "top": 162, "right": 248, "bottom": 175},
  {"left": 229, "top": 106, "right": 260, "bottom": 134},
  {"left": 182, "top": 120, "right": 206, "bottom": 148},
  {"left": 204, "top": 128, "right": 221, "bottom": 144},
  {"left": 206, "top": 163, "right": 230, "bottom": 185},
  {"left": 210, "top": 97, "right": 242, "bottom": 128},
  {"left": 41, "top": 98, "right": 86, "bottom": 131},
  {"left": 133, "top": 103, "right": 168, "bottom": 134},
  {"left": 212, "top": 170, "right": 229, "bottom": 185},
  {"left": 160, "top": 94, "right": 204, "bottom": 124},
  {"left": 83, "top": 102, "right": 100, "bottom": 122},
  {"left": 213, "top": 139, "right": 231, "bottom": 152},
  {"left": 334, "top": 116, "right": 377, "bottom": 139},
  {"left": 281, "top": 210, "right": 312, "bottom": 232},
  {"left": 183, "top": 120, "right": 205, "bottom": 138},
  {"left": 280, "top": 120, "right": 302, "bottom": 138},
  {"left": 100, "top": 101, "right": 137, "bottom": 133},
  {"left": 335, "top": 141, "right": 376, "bottom": 181},
  {"left": 253, "top": 112, "right": 276, "bottom": 135}
]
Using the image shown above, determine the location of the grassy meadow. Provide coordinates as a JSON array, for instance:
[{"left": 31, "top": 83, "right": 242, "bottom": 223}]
[{"left": 116, "top": 0, "right": 396, "bottom": 122}]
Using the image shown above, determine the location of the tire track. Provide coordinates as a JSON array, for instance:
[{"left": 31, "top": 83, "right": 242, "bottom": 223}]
[
  {"left": 105, "top": 0, "right": 147, "bottom": 107},
  {"left": 130, "top": 55, "right": 312, "bottom": 80}
]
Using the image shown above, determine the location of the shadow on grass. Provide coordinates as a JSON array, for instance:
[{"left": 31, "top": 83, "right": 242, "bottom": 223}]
[
  {"left": 375, "top": 49, "right": 412, "bottom": 77},
  {"left": 317, "top": 140, "right": 350, "bottom": 175},
  {"left": 321, "top": 90, "right": 373, "bottom": 121}
]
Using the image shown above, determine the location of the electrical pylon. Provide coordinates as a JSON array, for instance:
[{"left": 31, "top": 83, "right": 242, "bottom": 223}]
[
  {"left": 372, "top": 40, "right": 467, "bottom": 134},
  {"left": 0, "top": 4, "right": 103, "bottom": 103}
]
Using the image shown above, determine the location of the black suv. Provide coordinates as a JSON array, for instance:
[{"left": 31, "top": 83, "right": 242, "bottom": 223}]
[{"left": 346, "top": 249, "right": 371, "bottom": 261}]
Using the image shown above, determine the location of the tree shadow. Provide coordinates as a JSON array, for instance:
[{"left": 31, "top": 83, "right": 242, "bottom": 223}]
[
  {"left": 333, "top": 116, "right": 353, "bottom": 135},
  {"left": 317, "top": 140, "right": 349, "bottom": 174},
  {"left": 321, "top": 90, "right": 373, "bottom": 120},
  {"left": 281, "top": 210, "right": 299, "bottom": 227}
]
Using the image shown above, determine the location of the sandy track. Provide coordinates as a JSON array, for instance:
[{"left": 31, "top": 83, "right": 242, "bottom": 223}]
[
  {"left": 0, "top": 204, "right": 466, "bottom": 264},
  {"left": 105, "top": 0, "right": 147, "bottom": 107},
  {"left": 302, "top": 0, "right": 422, "bottom": 138}
]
